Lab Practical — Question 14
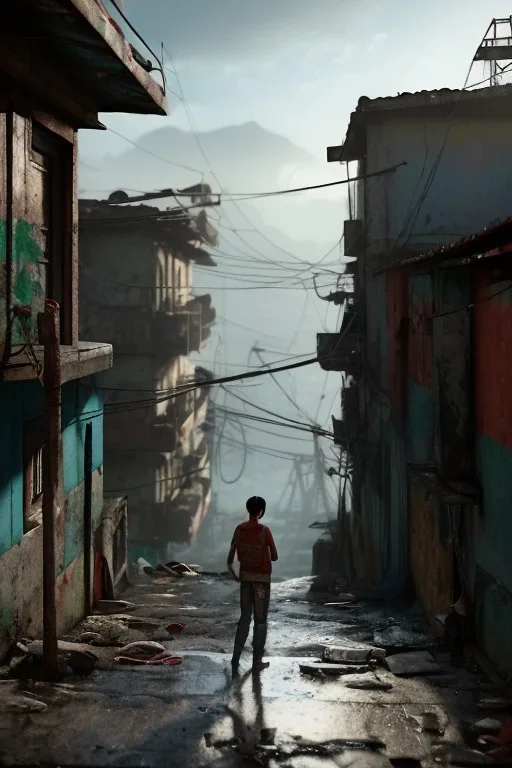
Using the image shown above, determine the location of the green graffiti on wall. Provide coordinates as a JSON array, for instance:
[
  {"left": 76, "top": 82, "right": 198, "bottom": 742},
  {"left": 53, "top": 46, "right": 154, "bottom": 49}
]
[{"left": 13, "top": 220, "right": 44, "bottom": 306}]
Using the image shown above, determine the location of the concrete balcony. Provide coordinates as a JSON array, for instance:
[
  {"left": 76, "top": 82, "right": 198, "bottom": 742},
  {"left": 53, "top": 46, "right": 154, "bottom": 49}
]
[
  {"left": 317, "top": 333, "right": 360, "bottom": 373},
  {"left": 3, "top": 342, "right": 112, "bottom": 383},
  {"left": 81, "top": 294, "right": 215, "bottom": 358}
]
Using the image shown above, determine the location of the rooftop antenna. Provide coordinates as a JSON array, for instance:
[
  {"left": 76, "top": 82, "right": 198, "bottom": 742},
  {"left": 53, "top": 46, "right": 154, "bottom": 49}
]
[{"left": 473, "top": 18, "right": 512, "bottom": 88}]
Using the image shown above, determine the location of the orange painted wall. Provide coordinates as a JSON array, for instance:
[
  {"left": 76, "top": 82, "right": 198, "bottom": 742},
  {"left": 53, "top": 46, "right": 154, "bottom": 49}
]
[
  {"left": 473, "top": 270, "right": 512, "bottom": 450},
  {"left": 409, "top": 481, "right": 453, "bottom": 619}
]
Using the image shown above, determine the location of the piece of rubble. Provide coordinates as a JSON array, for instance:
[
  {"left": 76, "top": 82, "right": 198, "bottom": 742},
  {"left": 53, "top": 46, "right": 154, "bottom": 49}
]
[
  {"left": 408, "top": 711, "right": 443, "bottom": 734},
  {"left": 137, "top": 557, "right": 154, "bottom": 573},
  {"left": 118, "top": 641, "right": 166, "bottom": 658},
  {"left": 166, "top": 622, "right": 186, "bottom": 635},
  {"left": 299, "top": 661, "right": 371, "bottom": 677},
  {"left": 95, "top": 600, "right": 136, "bottom": 614},
  {"left": 67, "top": 649, "right": 98, "bottom": 676},
  {"left": 323, "top": 646, "right": 386, "bottom": 664},
  {"left": 335, "top": 592, "right": 357, "bottom": 602},
  {"left": 473, "top": 717, "right": 503, "bottom": 733},
  {"left": 156, "top": 564, "right": 181, "bottom": 577},
  {"left": 78, "top": 632, "right": 104, "bottom": 645},
  {"left": 343, "top": 673, "right": 393, "bottom": 691},
  {"left": 124, "top": 618, "right": 160, "bottom": 631},
  {"left": 5, "top": 696, "right": 48, "bottom": 713},
  {"left": 431, "top": 742, "right": 492, "bottom": 765},
  {"left": 16, "top": 641, "right": 28, "bottom": 654},
  {"left": 373, "top": 625, "right": 434, "bottom": 651},
  {"left": 385, "top": 651, "right": 441, "bottom": 677},
  {"left": 151, "top": 629, "right": 172, "bottom": 641}
]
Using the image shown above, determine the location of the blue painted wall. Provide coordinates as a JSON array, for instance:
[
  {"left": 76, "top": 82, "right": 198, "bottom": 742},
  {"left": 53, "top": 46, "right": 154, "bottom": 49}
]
[{"left": 0, "top": 380, "right": 103, "bottom": 558}]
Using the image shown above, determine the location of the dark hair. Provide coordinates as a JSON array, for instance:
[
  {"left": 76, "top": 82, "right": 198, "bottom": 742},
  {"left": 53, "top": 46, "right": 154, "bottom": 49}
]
[{"left": 246, "top": 496, "right": 266, "bottom": 518}]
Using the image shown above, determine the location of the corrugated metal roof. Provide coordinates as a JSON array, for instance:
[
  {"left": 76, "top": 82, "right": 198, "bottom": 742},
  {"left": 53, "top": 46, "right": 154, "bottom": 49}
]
[
  {"left": 79, "top": 199, "right": 218, "bottom": 260},
  {"left": 330, "top": 83, "right": 512, "bottom": 163},
  {"left": 2, "top": 0, "right": 166, "bottom": 117},
  {"left": 385, "top": 216, "right": 512, "bottom": 271}
]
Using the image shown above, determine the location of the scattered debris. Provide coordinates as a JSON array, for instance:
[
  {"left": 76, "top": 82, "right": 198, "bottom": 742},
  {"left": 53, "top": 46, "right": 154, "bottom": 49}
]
[
  {"left": 118, "top": 641, "right": 166, "bottom": 658},
  {"left": 408, "top": 711, "right": 444, "bottom": 735},
  {"left": 166, "top": 562, "right": 199, "bottom": 575},
  {"left": 385, "top": 651, "right": 441, "bottom": 677},
  {"left": 373, "top": 625, "right": 435, "bottom": 651},
  {"left": 25, "top": 641, "right": 99, "bottom": 676},
  {"left": 115, "top": 650, "right": 183, "bottom": 666},
  {"left": 15, "top": 642, "right": 28, "bottom": 654},
  {"left": 204, "top": 734, "right": 386, "bottom": 762},
  {"left": 335, "top": 592, "right": 357, "bottom": 602},
  {"left": 78, "top": 632, "right": 104, "bottom": 645},
  {"left": 431, "top": 742, "right": 492, "bottom": 765},
  {"left": 299, "top": 661, "right": 371, "bottom": 677},
  {"left": 96, "top": 600, "right": 136, "bottom": 614},
  {"left": 124, "top": 618, "right": 160, "bottom": 631},
  {"left": 343, "top": 673, "right": 393, "bottom": 691},
  {"left": 473, "top": 718, "right": 503, "bottom": 734},
  {"left": 67, "top": 650, "right": 98, "bottom": 677},
  {"left": 166, "top": 622, "right": 186, "bottom": 634},
  {"left": 4, "top": 696, "right": 48, "bottom": 713},
  {"left": 323, "top": 646, "right": 386, "bottom": 664},
  {"left": 137, "top": 557, "right": 154, "bottom": 574}
]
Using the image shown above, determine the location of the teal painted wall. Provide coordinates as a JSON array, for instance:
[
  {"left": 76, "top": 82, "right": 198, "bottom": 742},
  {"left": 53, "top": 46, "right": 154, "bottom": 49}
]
[
  {"left": 0, "top": 380, "right": 104, "bottom": 558},
  {"left": 469, "top": 435, "right": 512, "bottom": 595}
]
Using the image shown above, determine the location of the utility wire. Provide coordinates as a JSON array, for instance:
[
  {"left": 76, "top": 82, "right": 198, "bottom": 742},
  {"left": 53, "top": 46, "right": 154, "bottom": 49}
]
[
  {"left": 219, "top": 386, "right": 328, "bottom": 431},
  {"left": 216, "top": 162, "right": 407, "bottom": 200},
  {"left": 108, "top": 0, "right": 166, "bottom": 92},
  {"left": 215, "top": 405, "right": 332, "bottom": 438},
  {"left": 102, "top": 353, "right": 328, "bottom": 414}
]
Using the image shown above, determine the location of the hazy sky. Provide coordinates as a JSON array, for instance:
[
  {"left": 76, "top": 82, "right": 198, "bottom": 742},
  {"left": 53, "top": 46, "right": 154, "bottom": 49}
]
[
  {"left": 84, "top": 1, "right": 512, "bottom": 535},
  {"left": 86, "top": 0, "right": 512, "bottom": 161}
]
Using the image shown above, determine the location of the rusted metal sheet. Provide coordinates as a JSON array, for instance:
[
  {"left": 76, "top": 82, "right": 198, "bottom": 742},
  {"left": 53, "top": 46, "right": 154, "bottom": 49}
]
[
  {"left": 386, "top": 268, "right": 408, "bottom": 425},
  {"left": 409, "top": 480, "right": 453, "bottom": 619},
  {"left": 408, "top": 273, "right": 433, "bottom": 389},
  {"left": 365, "top": 272, "right": 389, "bottom": 389},
  {"left": 474, "top": 268, "right": 512, "bottom": 452},
  {"left": 355, "top": 399, "right": 408, "bottom": 596},
  {"left": 469, "top": 263, "right": 512, "bottom": 672},
  {"left": 432, "top": 269, "right": 472, "bottom": 480}
]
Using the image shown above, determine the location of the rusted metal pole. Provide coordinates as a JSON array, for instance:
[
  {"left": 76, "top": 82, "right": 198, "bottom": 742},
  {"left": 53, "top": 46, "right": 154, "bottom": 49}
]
[{"left": 38, "top": 300, "right": 61, "bottom": 680}]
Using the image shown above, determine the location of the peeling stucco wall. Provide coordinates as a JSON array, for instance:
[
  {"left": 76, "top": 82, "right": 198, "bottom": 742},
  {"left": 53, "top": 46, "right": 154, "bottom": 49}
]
[{"left": 0, "top": 380, "right": 104, "bottom": 659}]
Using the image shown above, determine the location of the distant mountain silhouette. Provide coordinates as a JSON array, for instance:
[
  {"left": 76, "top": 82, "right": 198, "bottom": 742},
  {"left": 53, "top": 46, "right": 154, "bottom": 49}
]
[{"left": 79, "top": 121, "right": 346, "bottom": 251}]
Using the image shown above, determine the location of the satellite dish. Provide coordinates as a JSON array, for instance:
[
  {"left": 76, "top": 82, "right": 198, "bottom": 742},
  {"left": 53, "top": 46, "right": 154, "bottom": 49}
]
[{"left": 108, "top": 190, "right": 129, "bottom": 204}]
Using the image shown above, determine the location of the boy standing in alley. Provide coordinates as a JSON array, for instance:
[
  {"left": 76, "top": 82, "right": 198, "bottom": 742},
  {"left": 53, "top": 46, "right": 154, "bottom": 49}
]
[{"left": 227, "top": 496, "right": 278, "bottom": 672}]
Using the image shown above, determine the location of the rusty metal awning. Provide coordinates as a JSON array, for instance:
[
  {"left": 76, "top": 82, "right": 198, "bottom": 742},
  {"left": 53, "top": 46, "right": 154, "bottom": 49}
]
[{"left": 3, "top": 0, "right": 166, "bottom": 116}]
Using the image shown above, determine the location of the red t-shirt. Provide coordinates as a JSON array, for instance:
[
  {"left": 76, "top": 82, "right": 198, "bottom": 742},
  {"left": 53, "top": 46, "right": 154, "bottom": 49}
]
[{"left": 228, "top": 519, "right": 277, "bottom": 582}]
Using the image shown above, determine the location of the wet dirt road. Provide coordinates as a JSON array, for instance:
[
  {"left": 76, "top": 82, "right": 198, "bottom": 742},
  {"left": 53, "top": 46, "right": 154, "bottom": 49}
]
[{"left": 0, "top": 571, "right": 504, "bottom": 767}]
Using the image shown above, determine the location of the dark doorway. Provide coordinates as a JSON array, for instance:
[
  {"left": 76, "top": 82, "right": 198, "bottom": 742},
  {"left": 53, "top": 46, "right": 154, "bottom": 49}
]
[
  {"left": 31, "top": 123, "right": 72, "bottom": 344},
  {"left": 83, "top": 423, "right": 93, "bottom": 614}
]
